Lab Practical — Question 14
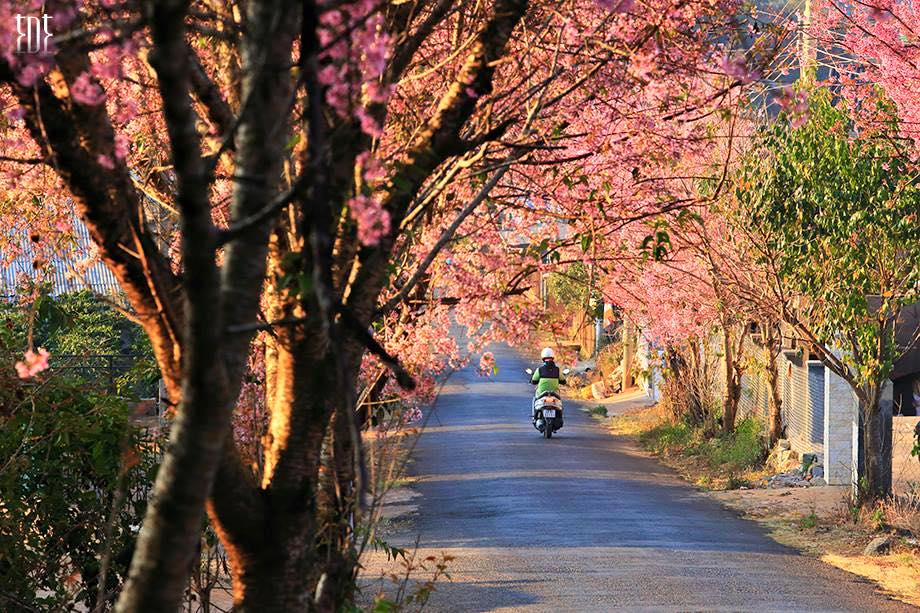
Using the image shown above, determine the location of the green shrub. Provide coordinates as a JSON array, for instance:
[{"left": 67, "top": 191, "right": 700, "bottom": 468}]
[
  {"left": 707, "top": 418, "right": 767, "bottom": 471},
  {"left": 639, "top": 417, "right": 767, "bottom": 474},
  {"left": 590, "top": 405, "right": 608, "bottom": 417},
  {"left": 0, "top": 377, "right": 158, "bottom": 611},
  {"left": 799, "top": 512, "right": 818, "bottom": 530},
  {"left": 0, "top": 289, "right": 159, "bottom": 398},
  {"left": 640, "top": 421, "right": 693, "bottom": 455}
]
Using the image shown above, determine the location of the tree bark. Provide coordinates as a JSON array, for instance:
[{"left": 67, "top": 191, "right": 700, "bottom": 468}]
[
  {"left": 120, "top": 1, "right": 301, "bottom": 610},
  {"left": 763, "top": 323, "right": 784, "bottom": 447},
  {"left": 721, "top": 325, "right": 739, "bottom": 434},
  {"left": 861, "top": 391, "right": 893, "bottom": 501}
]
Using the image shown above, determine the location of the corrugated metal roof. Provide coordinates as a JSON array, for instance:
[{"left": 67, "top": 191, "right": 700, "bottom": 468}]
[{"left": 0, "top": 218, "right": 122, "bottom": 298}]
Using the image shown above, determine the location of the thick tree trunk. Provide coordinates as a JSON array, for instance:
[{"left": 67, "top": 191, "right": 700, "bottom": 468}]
[
  {"left": 221, "top": 2, "right": 531, "bottom": 609},
  {"left": 722, "top": 327, "right": 739, "bottom": 435},
  {"left": 861, "top": 392, "right": 893, "bottom": 501},
  {"left": 229, "top": 527, "right": 316, "bottom": 613},
  {"left": 763, "top": 324, "right": 784, "bottom": 447}
]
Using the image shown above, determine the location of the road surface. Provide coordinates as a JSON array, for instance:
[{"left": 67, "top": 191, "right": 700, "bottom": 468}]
[{"left": 363, "top": 343, "right": 912, "bottom": 612}]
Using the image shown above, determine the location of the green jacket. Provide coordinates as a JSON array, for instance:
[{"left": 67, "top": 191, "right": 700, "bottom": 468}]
[{"left": 531, "top": 361, "right": 566, "bottom": 396}]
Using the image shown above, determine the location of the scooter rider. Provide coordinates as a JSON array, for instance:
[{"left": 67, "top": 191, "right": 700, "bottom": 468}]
[{"left": 531, "top": 347, "right": 566, "bottom": 424}]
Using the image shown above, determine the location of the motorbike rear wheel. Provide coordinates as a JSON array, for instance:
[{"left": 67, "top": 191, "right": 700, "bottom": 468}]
[{"left": 543, "top": 419, "right": 552, "bottom": 439}]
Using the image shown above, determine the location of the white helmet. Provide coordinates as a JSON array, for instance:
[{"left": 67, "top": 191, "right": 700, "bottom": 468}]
[{"left": 541, "top": 347, "right": 555, "bottom": 361}]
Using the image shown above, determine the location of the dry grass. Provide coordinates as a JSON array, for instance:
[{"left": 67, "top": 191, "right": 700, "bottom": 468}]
[
  {"left": 714, "top": 484, "right": 920, "bottom": 608},
  {"left": 879, "top": 493, "right": 920, "bottom": 536},
  {"left": 607, "top": 403, "right": 670, "bottom": 437},
  {"left": 823, "top": 552, "right": 920, "bottom": 607},
  {"left": 714, "top": 479, "right": 920, "bottom": 607}
]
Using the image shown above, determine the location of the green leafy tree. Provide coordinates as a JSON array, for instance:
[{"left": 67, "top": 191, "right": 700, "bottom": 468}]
[
  {"left": 735, "top": 90, "right": 920, "bottom": 499},
  {"left": 0, "top": 291, "right": 161, "bottom": 609},
  {"left": 0, "top": 351, "right": 158, "bottom": 611},
  {"left": 546, "top": 263, "right": 600, "bottom": 318},
  {"left": 1, "top": 289, "right": 158, "bottom": 397}
]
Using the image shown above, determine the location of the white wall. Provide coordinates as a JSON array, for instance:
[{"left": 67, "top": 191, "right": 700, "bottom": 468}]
[{"left": 824, "top": 366, "right": 858, "bottom": 486}]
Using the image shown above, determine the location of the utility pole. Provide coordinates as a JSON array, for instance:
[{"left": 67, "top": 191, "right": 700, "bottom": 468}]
[
  {"left": 622, "top": 318, "right": 635, "bottom": 391},
  {"left": 800, "top": 0, "right": 816, "bottom": 84}
]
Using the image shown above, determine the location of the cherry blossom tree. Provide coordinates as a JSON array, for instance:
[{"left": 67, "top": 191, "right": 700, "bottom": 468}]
[
  {"left": 0, "top": 0, "right": 771, "bottom": 608},
  {"left": 815, "top": 0, "right": 920, "bottom": 149}
]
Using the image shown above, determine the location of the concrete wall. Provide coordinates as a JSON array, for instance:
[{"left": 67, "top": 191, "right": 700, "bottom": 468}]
[
  {"left": 893, "top": 416, "right": 920, "bottom": 494},
  {"left": 824, "top": 367, "right": 858, "bottom": 486}
]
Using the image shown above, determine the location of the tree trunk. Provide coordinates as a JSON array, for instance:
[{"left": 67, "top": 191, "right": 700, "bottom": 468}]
[
  {"left": 861, "top": 392, "right": 893, "bottom": 501},
  {"left": 621, "top": 318, "right": 635, "bottom": 391},
  {"left": 722, "top": 326, "right": 739, "bottom": 435},
  {"left": 229, "top": 534, "right": 316, "bottom": 613},
  {"left": 763, "top": 324, "right": 784, "bottom": 447},
  {"left": 685, "top": 337, "right": 708, "bottom": 427}
]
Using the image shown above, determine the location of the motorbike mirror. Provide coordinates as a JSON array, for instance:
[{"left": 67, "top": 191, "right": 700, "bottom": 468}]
[
  {"left": 562, "top": 368, "right": 571, "bottom": 375},
  {"left": 525, "top": 368, "right": 533, "bottom": 375}
]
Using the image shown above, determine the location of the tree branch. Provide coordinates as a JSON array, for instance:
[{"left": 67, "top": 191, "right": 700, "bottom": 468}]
[{"left": 377, "top": 161, "right": 510, "bottom": 317}]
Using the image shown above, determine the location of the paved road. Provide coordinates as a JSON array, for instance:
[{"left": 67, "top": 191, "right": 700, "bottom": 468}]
[{"left": 368, "top": 343, "right": 912, "bottom": 612}]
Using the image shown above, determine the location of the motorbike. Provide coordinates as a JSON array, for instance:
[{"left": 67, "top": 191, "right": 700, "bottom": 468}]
[{"left": 524, "top": 367, "right": 571, "bottom": 439}]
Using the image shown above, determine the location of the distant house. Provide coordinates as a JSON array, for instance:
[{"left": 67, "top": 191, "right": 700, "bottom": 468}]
[{"left": 890, "top": 304, "right": 920, "bottom": 417}]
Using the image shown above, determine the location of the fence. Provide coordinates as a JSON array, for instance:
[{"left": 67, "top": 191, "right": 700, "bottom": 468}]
[{"left": 50, "top": 353, "right": 158, "bottom": 398}]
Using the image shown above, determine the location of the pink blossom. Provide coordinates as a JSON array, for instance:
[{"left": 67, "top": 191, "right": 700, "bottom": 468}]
[
  {"left": 775, "top": 87, "right": 809, "bottom": 127},
  {"left": 113, "top": 99, "right": 139, "bottom": 125},
  {"left": 775, "top": 86, "right": 808, "bottom": 114},
  {"left": 114, "top": 133, "right": 130, "bottom": 160},
  {"left": 790, "top": 113, "right": 809, "bottom": 129},
  {"left": 719, "top": 55, "right": 760, "bottom": 84},
  {"left": 97, "top": 154, "right": 115, "bottom": 169},
  {"left": 356, "top": 106, "right": 383, "bottom": 138},
  {"left": 402, "top": 407, "right": 423, "bottom": 424},
  {"left": 71, "top": 72, "right": 105, "bottom": 106},
  {"left": 365, "top": 81, "right": 392, "bottom": 104},
  {"left": 16, "top": 62, "right": 46, "bottom": 87},
  {"left": 478, "top": 351, "right": 497, "bottom": 376},
  {"left": 349, "top": 194, "right": 390, "bottom": 246},
  {"left": 15, "top": 347, "right": 50, "bottom": 379},
  {"left": 356, "top": 152, "right": 386, "bottom": 183},
  {"left": 5, "top": 106, "right": 25, "bottom": 122},
  {"left": 596, "top": 0, "right": 634, "bottom": 12},
  {"left": 870, "top": 7, "right": 894, "bottom": 21}
]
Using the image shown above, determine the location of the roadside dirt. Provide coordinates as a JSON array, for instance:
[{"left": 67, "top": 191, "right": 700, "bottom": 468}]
[
  {"left": 713, "top": 486, "right": 920, "bottom": 608},
  {"left": 607, "top": 403, "right": 920, "bottom": 609}
]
